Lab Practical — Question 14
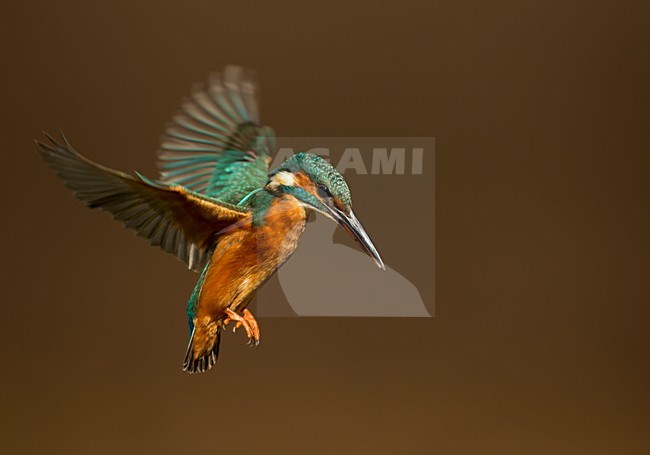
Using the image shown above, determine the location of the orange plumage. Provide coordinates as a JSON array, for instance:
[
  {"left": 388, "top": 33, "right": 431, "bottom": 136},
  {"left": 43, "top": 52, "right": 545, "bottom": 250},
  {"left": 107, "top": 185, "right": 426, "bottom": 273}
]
[{"left": 189, "top": 196, "right": 307, "bottom": 362}]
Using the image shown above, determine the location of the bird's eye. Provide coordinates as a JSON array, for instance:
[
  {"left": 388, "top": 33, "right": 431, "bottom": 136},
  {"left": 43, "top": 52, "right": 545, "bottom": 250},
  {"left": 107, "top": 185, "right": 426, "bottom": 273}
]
[{"left": 316, "top": 183, "right": 331, "bottom": 199}]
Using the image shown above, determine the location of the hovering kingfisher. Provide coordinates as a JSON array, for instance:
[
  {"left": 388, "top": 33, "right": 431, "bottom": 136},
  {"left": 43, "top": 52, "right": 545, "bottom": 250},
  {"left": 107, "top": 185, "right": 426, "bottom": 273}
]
[{"left": 36, "top": 66, "right": 385, "bottom": 373}]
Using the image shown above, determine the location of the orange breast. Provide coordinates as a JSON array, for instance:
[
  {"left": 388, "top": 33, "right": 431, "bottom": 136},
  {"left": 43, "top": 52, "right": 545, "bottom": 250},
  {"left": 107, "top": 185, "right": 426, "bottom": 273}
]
[{"left": 196, "top": 196, "right": 307, "bottom": 319}]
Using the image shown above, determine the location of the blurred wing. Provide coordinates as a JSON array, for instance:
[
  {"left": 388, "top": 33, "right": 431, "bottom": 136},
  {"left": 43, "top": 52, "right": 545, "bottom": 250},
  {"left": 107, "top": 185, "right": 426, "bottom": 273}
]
[
  {"left": 158, "top": 66, "right": 274, "bottom": 205},
  {"left": 36, "top": 132, "right": 249, "bottom": 272}
]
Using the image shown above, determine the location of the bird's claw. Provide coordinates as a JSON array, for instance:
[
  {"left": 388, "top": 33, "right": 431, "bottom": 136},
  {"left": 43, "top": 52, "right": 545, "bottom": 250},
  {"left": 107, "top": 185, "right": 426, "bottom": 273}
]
[
  {"left": 242, "top": 309, "right": 260, "bottom": 348},
  {"left": 247, "top": 337, "right": 260, "bottom": 348},
  {"left": 224, "top": 308, "right": 261, "bottom": 347}
]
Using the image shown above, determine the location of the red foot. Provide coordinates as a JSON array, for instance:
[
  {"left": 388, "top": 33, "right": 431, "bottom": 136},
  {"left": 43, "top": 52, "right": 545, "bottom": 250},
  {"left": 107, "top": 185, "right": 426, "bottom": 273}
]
[{"left": 224, "top": 308, "right": 261, "bottom": 347}]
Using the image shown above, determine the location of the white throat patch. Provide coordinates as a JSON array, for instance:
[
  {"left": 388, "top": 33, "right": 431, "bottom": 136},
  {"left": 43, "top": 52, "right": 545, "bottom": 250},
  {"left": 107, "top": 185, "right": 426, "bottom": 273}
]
[{"left": 268, "top": 171, "right": 296, "bottom": 189}]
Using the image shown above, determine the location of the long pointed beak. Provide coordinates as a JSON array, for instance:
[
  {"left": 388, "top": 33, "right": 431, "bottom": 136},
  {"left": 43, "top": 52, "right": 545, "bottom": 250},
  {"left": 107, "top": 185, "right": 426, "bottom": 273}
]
[{"left": 333, "top": 209, "right": 386, "bottom": 270}]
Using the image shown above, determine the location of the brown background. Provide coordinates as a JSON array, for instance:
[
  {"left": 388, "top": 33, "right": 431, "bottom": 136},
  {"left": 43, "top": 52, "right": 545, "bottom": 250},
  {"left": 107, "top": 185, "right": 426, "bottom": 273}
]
[{"left": 1, "top": 1, "right": 648, "bottom": 454}]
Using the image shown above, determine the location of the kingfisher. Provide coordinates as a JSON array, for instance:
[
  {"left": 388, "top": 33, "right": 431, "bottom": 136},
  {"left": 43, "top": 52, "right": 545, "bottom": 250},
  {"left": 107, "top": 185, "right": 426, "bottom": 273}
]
[{"left": 36, "top": 66, "right": 385, "bottom": 373}]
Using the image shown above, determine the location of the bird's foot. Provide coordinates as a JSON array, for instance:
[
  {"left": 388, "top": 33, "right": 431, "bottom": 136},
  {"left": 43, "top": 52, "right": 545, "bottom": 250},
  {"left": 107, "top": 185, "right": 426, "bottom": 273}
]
[
  {"left": 242, "top": 309, "right": 260, "bottom": 347},
  {"left": 224, "top": 309, "right": 260, "bottom": 347}
]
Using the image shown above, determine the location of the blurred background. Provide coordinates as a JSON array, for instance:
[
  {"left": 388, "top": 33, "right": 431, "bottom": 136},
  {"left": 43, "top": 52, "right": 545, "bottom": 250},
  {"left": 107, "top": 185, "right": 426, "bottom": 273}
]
[{"left": 1, "top": 1, "right": 648, "bottom": 453}]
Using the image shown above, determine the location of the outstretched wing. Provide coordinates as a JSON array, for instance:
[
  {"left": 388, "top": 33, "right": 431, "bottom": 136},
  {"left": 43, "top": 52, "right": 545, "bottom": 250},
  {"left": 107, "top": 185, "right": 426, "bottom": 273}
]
[
  {"left": 36, "top": 132, "right": 249, "bottom": 272},
  {"left": 158, "top": 66, "right": 274, "bottom": 205}
]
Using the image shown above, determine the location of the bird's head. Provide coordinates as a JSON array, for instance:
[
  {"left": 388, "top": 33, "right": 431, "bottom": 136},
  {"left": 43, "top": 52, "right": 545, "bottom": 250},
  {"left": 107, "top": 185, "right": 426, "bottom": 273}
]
[{"left": 267, "top": 153, "right": 385, "bottom": 269}]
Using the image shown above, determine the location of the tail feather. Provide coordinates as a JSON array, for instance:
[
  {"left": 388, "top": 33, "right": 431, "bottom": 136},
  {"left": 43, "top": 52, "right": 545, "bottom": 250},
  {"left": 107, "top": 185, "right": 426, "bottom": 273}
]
[{"left": 182, "top": 326, "right": 221, "bottom": 374}]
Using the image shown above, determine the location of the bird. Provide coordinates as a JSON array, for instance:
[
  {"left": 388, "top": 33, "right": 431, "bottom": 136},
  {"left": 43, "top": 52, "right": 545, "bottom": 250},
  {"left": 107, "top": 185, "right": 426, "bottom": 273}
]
[
  {"left": 269, "top": 213, "right": 429, "bottom": 317},
  {"left": 36, "top": 65, "right": 385, "bottom": 373}
]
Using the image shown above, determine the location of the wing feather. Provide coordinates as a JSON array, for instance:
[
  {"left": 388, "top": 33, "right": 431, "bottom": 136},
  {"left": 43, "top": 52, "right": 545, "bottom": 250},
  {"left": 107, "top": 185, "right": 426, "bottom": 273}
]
[
  {"left": 157, "top": 66, "right": 274, "bottom": 204},
  {"left": 36, "top": 132, "right": 248, "bottom": 272}
]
